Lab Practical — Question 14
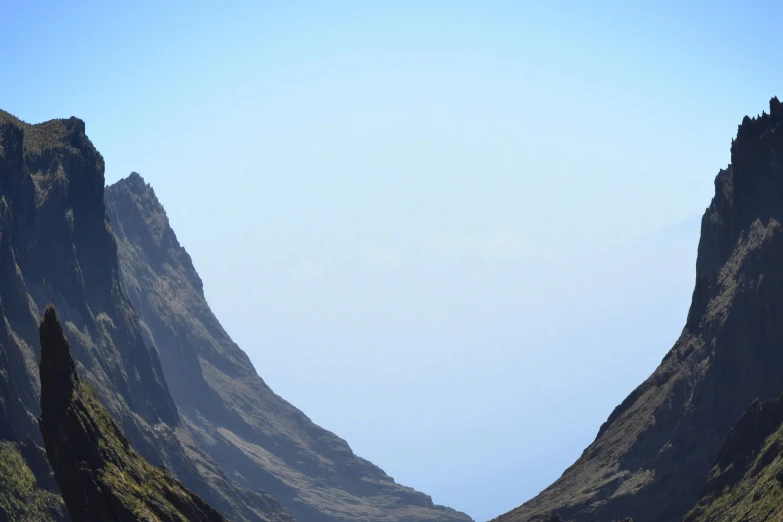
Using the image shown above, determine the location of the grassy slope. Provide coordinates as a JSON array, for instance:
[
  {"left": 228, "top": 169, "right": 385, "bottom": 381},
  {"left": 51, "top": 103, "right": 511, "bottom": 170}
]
[
  {"left": 684, "top": 397, "right": 783, "bottom": 522},
  {"left": 686, "top": 437, "right": 783, "bottom": 521},
  {"left": 80, "top": 381, "right": 227, "bottom": 521},
  {"left": 0, "top": 442, "right": 64, "bottom": 521}
]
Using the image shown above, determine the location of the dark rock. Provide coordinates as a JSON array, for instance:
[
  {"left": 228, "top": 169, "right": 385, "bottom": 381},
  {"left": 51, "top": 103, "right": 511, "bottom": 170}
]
[
  {"left": 19, "top": 436, "right": 59, "bottom": 492},
  {"left": 682, "top": 394, "right": 783, "bottom": 521},
  {"left": 38, "top": 305, "right": 230, "bottom": 522},
  {"left": 494, "top": 98, "right": 783, "bottom": 522}
]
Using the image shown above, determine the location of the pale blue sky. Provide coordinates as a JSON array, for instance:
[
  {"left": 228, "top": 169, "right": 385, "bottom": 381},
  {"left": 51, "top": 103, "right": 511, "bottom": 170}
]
[{"left": 2, "top": 2, "right": 780, "bottom": 520}]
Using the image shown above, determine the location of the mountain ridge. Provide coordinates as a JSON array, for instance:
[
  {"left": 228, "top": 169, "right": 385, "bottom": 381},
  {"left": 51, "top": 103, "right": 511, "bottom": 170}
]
[
  {"left": 495, "top": 98, "right": 783, "bottom": 521},
  {"left": 105, "top": 170, "right": 473, "bottom": 522}
]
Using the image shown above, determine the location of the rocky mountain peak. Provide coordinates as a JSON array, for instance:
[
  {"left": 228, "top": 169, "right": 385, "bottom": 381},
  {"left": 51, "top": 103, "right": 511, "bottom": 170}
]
[
  {"left": 123, "top": 171, "right": 151, "bottom": 193},
  {"left": 38, "top": 306, "right": 79, "bottom": 415},
  {"left": 107, "top": 172, "right": 205, "bottom": 296}
]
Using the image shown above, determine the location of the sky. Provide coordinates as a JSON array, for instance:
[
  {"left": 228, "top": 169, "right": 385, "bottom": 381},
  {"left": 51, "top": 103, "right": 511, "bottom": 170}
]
[{"left": 1, "top": 1, "right": 782, "bottom": 520}]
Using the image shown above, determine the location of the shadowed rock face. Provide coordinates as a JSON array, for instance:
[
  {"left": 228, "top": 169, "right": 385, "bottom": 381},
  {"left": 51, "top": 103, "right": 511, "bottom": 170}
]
[
  {"left": 0, "top": 110, "right": 293, "bottom": 522},
  {"left": 105, "top": 173, "right": 474, "bottom": 522},
  {"left": 495, "top": 99, "right": 783, "bottom": 522},
  {"left": 39, "top": 305, "right": 229, "bottom": 522},
  {"left": 682, "top": 394, "right": 783, "bottom": 522}
]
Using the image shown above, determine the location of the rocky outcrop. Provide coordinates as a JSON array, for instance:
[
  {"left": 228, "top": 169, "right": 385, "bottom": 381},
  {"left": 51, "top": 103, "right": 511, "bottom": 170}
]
[
  {"left": 38, "top": 305, "right": 233, "bottom": 521},
  {"left": 0, "top": 110, "right": 292, "bottom": 521},
  {"left": 495, "top": 97, "right": 783, "bottom": 522},
  {"left": 105, "top": 172, "right": 473, "bottom": 522},
  {"left": 682, "top": 395, "right": 783, "bottom": 521}
]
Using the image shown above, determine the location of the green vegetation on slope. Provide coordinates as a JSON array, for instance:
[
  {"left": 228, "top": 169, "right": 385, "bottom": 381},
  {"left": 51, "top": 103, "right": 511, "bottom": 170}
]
[
  {"left": 0, "top": 442, "right": 65, "bottom": 521},
  {"left": 687, "top": 448, "right": 783, "bottom": 521},
  {"left": 684, "top": 396, "right": 783, "bottom": 522}
]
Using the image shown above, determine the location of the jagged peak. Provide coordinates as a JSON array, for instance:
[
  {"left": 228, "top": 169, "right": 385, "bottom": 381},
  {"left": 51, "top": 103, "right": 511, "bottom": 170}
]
[
  {"left": 693, "top": 94, "right": 783, "bottom": 283},
  {"left": 107, "top": 175, "right": 207, "bottom": 298},
  {"left": 114, "top": 171, "right": 159, "bottom": 200},
  {"left": 126, "top": 171, "right": 148, "bottom": 187},
  {"left": 733, "top": 96, "right": 783, "bottom": 142},
  {"left": 109, "top": 173, "right": 168, "bottom": 232},
  {"left": 38, "top": 306, "right": 79, "bottom": 413}
]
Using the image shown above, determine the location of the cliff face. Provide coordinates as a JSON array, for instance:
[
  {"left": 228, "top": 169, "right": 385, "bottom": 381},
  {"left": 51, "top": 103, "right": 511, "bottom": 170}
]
[
  {"left": 682, "top": 394, "right": 783, "bottom": 522},
  {"left": 0, "top": 110, "right": 292, "bottom": 522},
  {"left": 0, "top": 112, "right": 177, "bottom": 429},
  {"left": 495, "top": 98, "right": 783, "bottom": 522},
  {"left": 38, "top": 305, "right": 232, "bottom": 522},
  {"left": 104, "top": 173, "right": 473, "bottom": 522}
]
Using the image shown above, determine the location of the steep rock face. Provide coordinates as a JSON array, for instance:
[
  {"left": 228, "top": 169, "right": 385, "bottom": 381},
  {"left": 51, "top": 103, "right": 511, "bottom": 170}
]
[
  {"left": 38, "top": 305, "right": 230, "bottom": 522},
  {"left": 105, "top": 173, "right": 473, "bottom": 522},
  {"left": 0, "top": 110, "right": 292, "bottom": 522},
  {"left": 495, "top": 97, "right": 783, "bottom": 522},
  {"left": 682, "top": 395, "right": 783, "bottom": 522}
]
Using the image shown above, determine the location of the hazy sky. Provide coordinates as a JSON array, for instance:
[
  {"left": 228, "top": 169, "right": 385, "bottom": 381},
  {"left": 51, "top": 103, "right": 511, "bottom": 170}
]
[{"left": 2, "top": 2, "right": 782, "bottom": 520}]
